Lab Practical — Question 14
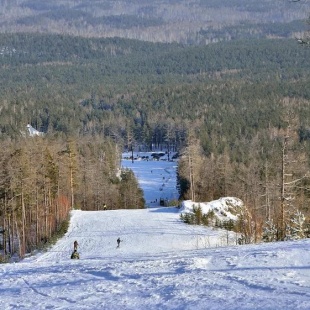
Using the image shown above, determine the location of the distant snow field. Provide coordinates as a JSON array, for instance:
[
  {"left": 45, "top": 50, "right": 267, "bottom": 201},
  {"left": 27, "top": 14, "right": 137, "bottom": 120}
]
[
  {"left": 1, "top": 154, "right": 310, "bottom": 310},
  {"left": 121, "top": 152, "right": 179, "bottom": 206}
]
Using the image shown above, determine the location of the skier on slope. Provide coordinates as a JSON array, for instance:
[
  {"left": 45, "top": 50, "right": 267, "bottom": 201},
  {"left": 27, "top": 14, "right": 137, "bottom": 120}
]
[
  {"left": 74, "top": 240, "right": 79, "bottom": 251},
  {"left": 117, "top": 237, "right": 122, "bottom": 248},
  {"left": 71, "top": 240, "right": 80, "bottom": 259}
]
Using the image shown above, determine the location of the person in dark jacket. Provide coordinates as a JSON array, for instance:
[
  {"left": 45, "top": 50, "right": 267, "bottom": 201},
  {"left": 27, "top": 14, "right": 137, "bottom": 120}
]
[
  {"left": 71, "top": 249, "right": 80, "bottom": 259},
  {"left": 117, "top": 237, "right": 121, "bottom": 248}
]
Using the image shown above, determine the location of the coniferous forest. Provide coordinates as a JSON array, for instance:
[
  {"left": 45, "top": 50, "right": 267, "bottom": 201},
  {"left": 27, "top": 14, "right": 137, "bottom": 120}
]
[{"left": 0, "top": 0, "right": 310, "bottom": 259}]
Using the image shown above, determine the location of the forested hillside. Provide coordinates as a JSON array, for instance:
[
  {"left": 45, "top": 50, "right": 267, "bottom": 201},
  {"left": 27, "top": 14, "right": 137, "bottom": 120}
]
[
  {"left": 0, "top": 33, "right": 309, "bottom": 146},
  {"left": 0, "top": 0, "right": 307, "bottom": 43}
]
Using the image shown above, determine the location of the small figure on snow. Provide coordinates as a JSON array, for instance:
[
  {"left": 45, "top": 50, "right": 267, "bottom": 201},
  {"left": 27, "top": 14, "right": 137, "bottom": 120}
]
[
  {"left": 71, "top": 249, "right": 80, "bottom": 259},
  {"left": 117, "top": 237, "right": 122, "bottom": 248},
  {"left": 74, "top": 240, "right": 79, "bottom": 251}
]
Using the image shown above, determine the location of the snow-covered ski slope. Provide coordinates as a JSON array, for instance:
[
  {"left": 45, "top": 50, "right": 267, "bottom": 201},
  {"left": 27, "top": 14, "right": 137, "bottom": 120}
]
[
  {"left": 1, "top": 157, "right": 310, "bottom": 310},
  {"left": 34, "top": 207, "right": 238, "bottom": 263},
  {"left": 2, "top": 208, "right": 310, "bottom": 310}
]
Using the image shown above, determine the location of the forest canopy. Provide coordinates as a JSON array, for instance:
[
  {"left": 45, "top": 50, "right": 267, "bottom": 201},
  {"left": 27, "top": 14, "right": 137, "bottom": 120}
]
[{"left": 0, "top": 33, "right": 309, "bottom": 147}]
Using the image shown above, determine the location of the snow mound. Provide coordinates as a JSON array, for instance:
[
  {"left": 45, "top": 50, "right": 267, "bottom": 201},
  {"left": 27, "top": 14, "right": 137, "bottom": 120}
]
[{"left": 180, "top": 197, "right": 244, "bottom": 222}]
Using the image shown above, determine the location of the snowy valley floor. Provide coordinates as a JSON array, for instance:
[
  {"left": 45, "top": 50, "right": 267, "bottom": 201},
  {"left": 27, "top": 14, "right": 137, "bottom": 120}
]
[{"left": 1, "top": 207, "right": 310, "bottom": 310}]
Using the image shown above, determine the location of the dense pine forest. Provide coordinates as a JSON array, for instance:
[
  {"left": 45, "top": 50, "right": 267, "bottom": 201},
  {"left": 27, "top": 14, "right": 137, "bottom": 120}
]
[
  {"left": 0, "top": 0, "right": 310, "bottom": 259},
  {"left": 1, "top": 34, "right": 309, "bottom": 141}
]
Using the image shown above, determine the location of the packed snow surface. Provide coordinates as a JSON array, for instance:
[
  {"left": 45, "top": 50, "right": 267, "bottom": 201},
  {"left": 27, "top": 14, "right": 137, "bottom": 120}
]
[{"left": 1, "top": 156, "right": 310, "bottom": 310}]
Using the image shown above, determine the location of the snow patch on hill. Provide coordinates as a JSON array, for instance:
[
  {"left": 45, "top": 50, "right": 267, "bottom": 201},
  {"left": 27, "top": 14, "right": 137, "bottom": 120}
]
[{"left": 180, "top": 197, "right": 244, "bottom": 222}]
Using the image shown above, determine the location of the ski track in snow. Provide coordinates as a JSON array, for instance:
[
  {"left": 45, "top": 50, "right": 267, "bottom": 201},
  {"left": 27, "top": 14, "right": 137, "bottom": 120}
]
[{"left": 1, "top": 158, "right": 310, "bottom": 309}]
